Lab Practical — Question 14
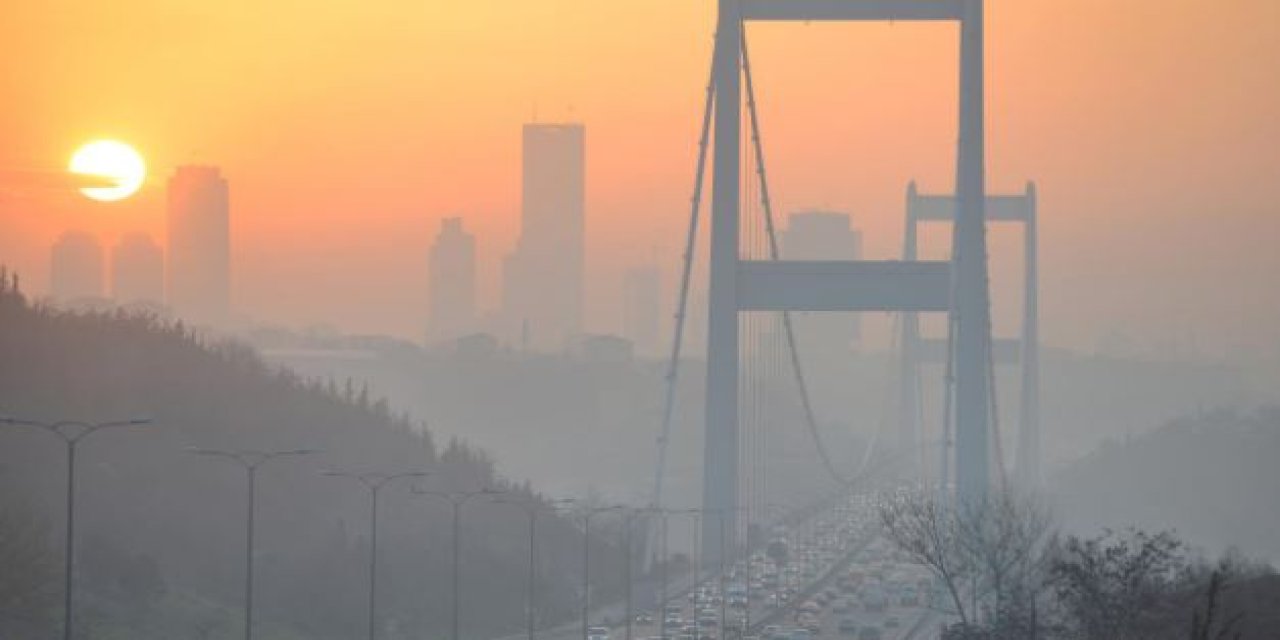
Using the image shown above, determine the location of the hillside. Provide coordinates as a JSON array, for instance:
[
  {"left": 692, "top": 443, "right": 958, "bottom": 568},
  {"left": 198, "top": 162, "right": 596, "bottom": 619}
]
[
  {"left": 0, "top": 272, "right": 623, "bottom": 640},
  {"left": 1051, "top": 406, "right": 1280, "bottom": 564}
]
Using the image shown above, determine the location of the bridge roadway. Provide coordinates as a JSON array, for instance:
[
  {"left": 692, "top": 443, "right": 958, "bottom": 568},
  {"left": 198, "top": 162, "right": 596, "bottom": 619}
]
[{"left": 494, "top": 490, "right": 945, "bottom": 640}]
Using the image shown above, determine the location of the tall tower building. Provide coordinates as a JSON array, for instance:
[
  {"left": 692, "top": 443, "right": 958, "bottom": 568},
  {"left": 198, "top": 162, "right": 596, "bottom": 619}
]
[
  {"left": 167, "top": 166, "right": 229, "bottom": 325},
  {"left": 622, "top": 265, "right": 661, "bottom": 357},
  {"left": 112, "top": 232, "right": 164, "bottom": 305},
  {"left": 428, "top": 217, "right": 477, "bottom": 344},
  {"left": 502, "top": 123, "right": 585, "bottom": 351},
  {"left": 781, "top": 211, "right": 863, "bottom": 352},
  {"left": 50, "top": 231, "right": 105, "bottom": 301}
]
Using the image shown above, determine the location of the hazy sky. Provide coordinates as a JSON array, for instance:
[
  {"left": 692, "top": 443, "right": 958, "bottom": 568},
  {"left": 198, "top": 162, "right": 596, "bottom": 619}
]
[{"left": 1, "top": 0, "right": 1277, "bottom": 356}]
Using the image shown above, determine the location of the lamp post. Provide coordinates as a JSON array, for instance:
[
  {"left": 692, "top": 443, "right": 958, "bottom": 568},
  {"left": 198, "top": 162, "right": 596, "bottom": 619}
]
[
  {"left": 619, "top": 508, "right": 642, "bottom": 640},
  {"left": 492, "top": 496, "right": 575, "bottom": 640},
  {"left": 666, "top": 508, "right": 702, "bottom": 635},
  {"left": 577, "top": 505, "right": 622, "bottom": 640},
  {"left": 0, "top": 416, "right": 150, "bottom": 640},
  {"left": 413, "top": 487, "right": 505, "bottom": 640},
  {"left": 187, "top": 447, "right": 317, "bottom": 640},
  {"left": 322, "top": 471, "right": 429, "bottom": 640},
  {"left": 656, "top": 509, "right": 670, "bottom": 640}
]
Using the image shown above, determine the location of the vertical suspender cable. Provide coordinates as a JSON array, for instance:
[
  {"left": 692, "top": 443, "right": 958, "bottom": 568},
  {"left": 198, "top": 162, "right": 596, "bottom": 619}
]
[{"left": 741, "top": 25, "right": 848, "bottom": 487}]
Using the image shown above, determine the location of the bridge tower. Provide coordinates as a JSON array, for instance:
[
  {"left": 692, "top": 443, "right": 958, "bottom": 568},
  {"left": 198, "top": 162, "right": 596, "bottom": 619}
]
[
  {"left": 899, "top": 182, "right": 1041, "bottom": 489},
  {"left": 703, "top": 0, "right": 994, "bottom": 565}
]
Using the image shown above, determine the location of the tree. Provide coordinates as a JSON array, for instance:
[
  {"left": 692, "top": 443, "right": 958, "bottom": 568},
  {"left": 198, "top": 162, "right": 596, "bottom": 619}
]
[
  {"left": 878, "top": 489, "right": 974, "bottom": 626},
  {"left": 1048, "top": 528, "right": 1187, "bottom": 640},
  {"left": 0, "top": 492, "right": 59, "bottom": 638},
  {"left": 955, "top": 490, "right": 1055, "bottom": 638},
  {"left": 878, "top": 488, "right": 1055, "bottom": 637}
]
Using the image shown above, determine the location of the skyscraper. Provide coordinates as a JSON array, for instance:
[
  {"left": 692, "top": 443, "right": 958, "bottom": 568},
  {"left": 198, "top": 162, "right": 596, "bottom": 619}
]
[
  {"left": 50, "top": 231, "right": 104, "bottom": 301},
  {"left": 112, "top": 232, "right": 164, "bottom": 305},
  {"left": 781, "top": 210, "right": 863, "bottom": 352},
  {"left": 428, "top": 217, "right": 477, "bottom": 344},
  {"left": 502, "top": 123, "right": 585, "bottom": 351},
  {"left": 622, "top": 265, "right": 661, "bottom": 357},
  {"left": 167, "top": 166, "right": 229, "bottom": 325}
]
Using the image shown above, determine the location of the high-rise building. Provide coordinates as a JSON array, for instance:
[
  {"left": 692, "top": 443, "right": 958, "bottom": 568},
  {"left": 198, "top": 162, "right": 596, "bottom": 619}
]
[
  {"left": 50, "top": 231, "right": 104, "bottom": 301},
  {"left": 622, "top": 265, "right": 661, "bottom": 357},
  {"left": 428, "top": 217, "right": 477, "bottom": 344},
  {"left": 502, "top": 123, "right": 585, "bottom": 351},
  {"left": 167, "top": 166, "right": 229, "bottom": 325},
  {"left": 781, "top": 210, "right": 863, "bottom": 352},
  {"left": 112, "top": 232, "right": 164, "bottom": 305}
]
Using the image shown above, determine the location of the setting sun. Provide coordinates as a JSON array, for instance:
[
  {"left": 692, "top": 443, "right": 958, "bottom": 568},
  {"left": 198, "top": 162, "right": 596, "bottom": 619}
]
[{"left": 68, "top": 139, "right": 146, "bottom": 202}]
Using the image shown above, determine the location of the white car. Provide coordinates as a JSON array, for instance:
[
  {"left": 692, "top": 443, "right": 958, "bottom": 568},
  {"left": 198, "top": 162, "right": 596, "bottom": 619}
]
[{"left": 588, "top": 626, "right": 611, "bottom": 640}]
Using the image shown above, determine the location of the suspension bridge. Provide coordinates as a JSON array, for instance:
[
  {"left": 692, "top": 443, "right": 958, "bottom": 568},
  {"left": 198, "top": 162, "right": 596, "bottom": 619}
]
[{"left": 648, "top": 0, "right": 1042, "bottom": 567}]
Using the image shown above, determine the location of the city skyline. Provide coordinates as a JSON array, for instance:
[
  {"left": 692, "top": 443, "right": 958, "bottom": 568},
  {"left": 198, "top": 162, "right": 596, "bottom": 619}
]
[{"left": 1, "top": 1, "right": 1276, "bottom": 357}]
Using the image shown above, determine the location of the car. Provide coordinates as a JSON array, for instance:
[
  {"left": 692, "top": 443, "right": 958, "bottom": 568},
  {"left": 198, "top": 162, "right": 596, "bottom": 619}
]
[
  {"left": 884, "top": 616, "right": 901, "bottom": 629},
  {"left": 838, "top": 618, "right": 859, "bottom": 635},
  {"left": 790, "top": 630, "right": 813, "bottom": 640},
  {"left": 587, "top": 628, "right": 610, "bottom": 640}
]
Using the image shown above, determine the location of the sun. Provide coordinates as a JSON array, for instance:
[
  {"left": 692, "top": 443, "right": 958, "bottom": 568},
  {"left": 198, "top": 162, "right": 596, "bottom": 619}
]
[{"left": 69, "top": 140, "right": 147, "bottom": 202}]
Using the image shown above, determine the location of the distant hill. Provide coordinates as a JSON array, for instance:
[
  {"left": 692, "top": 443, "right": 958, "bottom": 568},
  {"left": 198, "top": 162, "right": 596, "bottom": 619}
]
[
  {"left": 0, "top": 271, "right": 620, "bottom": 640},
  {"left": 1051, "top": 406, "right": 1280, "bottom": 564}
]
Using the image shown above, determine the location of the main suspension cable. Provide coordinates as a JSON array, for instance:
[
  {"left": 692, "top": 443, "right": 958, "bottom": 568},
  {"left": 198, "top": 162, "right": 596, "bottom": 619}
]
[{"left": 650, "top": 51, "right": 718, "bottom": 514}]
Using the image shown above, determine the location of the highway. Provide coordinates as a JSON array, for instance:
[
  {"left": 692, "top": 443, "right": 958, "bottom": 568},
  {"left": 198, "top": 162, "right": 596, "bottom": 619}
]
[{"left": 499, "top": 489, "right": 950, "bottom": 640}]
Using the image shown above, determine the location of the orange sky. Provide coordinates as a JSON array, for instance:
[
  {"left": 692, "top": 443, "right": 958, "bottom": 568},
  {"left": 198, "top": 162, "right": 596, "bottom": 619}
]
[{"left": 1, "top": 0, "right": 1278, "bottom": 356}]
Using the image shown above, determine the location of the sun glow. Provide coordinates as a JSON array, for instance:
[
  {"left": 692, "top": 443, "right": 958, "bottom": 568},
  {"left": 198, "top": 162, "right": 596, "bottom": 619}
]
[{"left": 69, "top": 140, "right": 146, "bottom": 201}]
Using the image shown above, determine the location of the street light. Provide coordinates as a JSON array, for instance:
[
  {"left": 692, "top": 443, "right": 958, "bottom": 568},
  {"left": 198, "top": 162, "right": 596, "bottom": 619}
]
[
  {"left": 412, "top": 487, "right": 505, "bottom": 640},
  {"left": 491, "top": 496, "right": 575, "bottom": 640},
  {"left": 619, "top": 507, "right": 642, "bottom": 640},
  {"left": 0, "top": 416, "right": 150, "bottom": 640},
  {"left": 654, "top": 509, "right": 671, "bottom": 640},
  {"left": 576, "top": 504, "right": 623, "bottom": 640},
  {"left": 321, "top": 471, "right": 429, "bottom": 640},
  {"left": 187, "top": 447, "right": 317, "bottom": 640},
  {"left": 703, "top": 506, "right": 746, "bottom": 638},
  {"left": 667, "top": 508, "right": 702, "bottom": 636}
]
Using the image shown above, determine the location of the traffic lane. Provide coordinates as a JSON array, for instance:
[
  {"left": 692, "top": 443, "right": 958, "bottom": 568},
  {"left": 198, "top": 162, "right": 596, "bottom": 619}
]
[{"left": 816, "top": 597, "right": 930, "bottom": 640}]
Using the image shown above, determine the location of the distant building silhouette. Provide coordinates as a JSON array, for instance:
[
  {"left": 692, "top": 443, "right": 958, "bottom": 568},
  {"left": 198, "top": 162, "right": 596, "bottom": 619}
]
[
  {"left": 503, "top": 123, "right": 585, "bottom": 351},
  {"left": 50, "top": 231, "right": 104, "bottom": 301},
  {"left": 167, "top": 166, "right": 229, "bottom": 325},
  {"left": 622, "top": 265, "right": 661, "bottom": 357},
  {"left": 781, "top": 210, "right": 863, "bottom": 351},
  {"left": 112, "top": 232, "right": 164, "bottom": 305},
  {"left": 428, "top": 217, "right": 477, "bottom": 344}
]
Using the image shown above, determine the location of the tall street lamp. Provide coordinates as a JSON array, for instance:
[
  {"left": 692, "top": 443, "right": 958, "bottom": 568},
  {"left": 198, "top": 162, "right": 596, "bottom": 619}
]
[
  {"left": 620, "top": 507, "right": 661, "bottom": 640},
  {"left": 577, "top": 505, "right": 622, "bottom": 640},
  {"left": 655, "top": 509, "right": 671, "bottom": 640},
  {"left": 704, "top": 506, "right": 745, "bottom": 636},
  {"left": 413, "top": 487, "right": 505, "bottom": 640},
  {"left": 322, "top": 471, "right": 429, "bottom": 640},
  {"left": 187, "top": 447, "right": 317, "bottom": 640},
  {"left": 492, "top": 496, "right": 575, "bottom": 640},
  {"left": 1, "top": 416, "right": 151, "bottom": 640}
]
